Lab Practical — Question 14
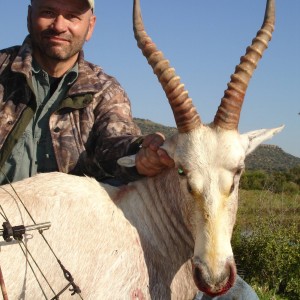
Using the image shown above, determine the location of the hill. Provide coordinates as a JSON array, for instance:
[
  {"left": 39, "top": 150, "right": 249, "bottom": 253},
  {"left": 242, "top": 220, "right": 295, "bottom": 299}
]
[
  {"left": 134, "top": 118, "right": 300, "bottom": 172},
  {"left": 134, "top": 118, "right": 177, "bottom": 138},
  {"left": 245, "top": 144, "right": 300, "bottom": 172}
]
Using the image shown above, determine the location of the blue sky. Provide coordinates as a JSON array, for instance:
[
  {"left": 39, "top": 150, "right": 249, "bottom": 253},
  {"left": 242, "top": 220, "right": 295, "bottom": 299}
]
[{"left": 1, "top": 0, "right": 299, "bottom": 158}]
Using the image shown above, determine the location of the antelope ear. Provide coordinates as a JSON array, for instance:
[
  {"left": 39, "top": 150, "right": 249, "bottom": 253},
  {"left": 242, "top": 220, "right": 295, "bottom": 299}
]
[
  {"left": 160, "top": 134, "right": 178, "bottom": 159},
  {"left": 117, "top": 155, "right": 136, "bottom": 167},
  {"left": 241, "top": 125, "right": 285, "bottom": 156},
  {"left": 117, "top": 134, "right": 178, "bottom": 168}
]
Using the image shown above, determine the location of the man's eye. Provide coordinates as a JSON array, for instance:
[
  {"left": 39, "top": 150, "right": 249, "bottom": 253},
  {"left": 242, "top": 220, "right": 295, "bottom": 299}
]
[
  {"left": 66, "top": 14, "right": 80, "bottom": 21},
  {"left": 41, "top": 10, "right": 55, "bottom": 18}
]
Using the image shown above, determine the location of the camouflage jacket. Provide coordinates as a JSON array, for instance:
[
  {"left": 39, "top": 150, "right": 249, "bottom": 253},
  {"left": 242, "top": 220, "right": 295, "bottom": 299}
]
[{"left": 0, "top": 36, "right": 143, "bottom": 182}]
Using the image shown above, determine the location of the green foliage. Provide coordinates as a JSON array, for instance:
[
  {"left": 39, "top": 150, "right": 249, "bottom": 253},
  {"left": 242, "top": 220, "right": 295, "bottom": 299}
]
[
  {"left": 251, "top": 284, "right": 289, "bottom": 300},
  {"left": 289, "top": 165, "right": 300, "bottom": 185},
  {"left": 240, "top": 170, "right": 268, "bottom": 190},
  {"left": 233, "top": 190, "right": 300, "bottom": 299},
  {"left": 240, "top": 167, "right": 300, "bottom": 194},
  {"left": 282, "top": 181, "right": 299, "bottom": 194},
  {"left": 233, "top": 221, "right": 300, "bottom": 299}
]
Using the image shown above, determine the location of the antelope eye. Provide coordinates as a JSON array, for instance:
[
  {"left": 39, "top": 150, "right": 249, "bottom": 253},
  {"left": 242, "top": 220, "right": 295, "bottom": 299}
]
[
  {"left": 235, "top": 168, "right": 243, "bottom": 176},
  {"left": 229, "top": 167, "right": 244, "bottom": 194},
  {"left": 229, "top": 183, "right": 235, "bottom": 194},
  {"left": 235, "top": 165, "right": 245, "bottom": 177},
  {"left": 178, "top": 168, "right": 185, "bottom": 176}
]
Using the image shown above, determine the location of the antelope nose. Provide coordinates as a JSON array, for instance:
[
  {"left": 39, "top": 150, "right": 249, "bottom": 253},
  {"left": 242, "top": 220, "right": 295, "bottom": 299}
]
[{"left": 192, "top": 257, "right": 237, "bottom": 297}]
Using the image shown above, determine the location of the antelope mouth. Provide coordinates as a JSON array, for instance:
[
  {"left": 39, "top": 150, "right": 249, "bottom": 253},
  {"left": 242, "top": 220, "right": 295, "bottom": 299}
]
[{"left": 192, "top": 257, "right": 236, "bottom": 297}]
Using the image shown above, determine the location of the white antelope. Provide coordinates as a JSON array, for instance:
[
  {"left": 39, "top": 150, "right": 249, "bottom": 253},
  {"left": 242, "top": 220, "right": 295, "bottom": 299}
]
[{"left": 0, "top": 0, "right": 282, "bottom": 299}]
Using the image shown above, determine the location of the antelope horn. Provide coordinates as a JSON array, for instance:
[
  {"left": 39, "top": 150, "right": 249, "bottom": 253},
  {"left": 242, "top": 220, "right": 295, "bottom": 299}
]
[
  {"left": 214, "top": 0, "right": 275, "bottom": 130},
  {"left": 133, "top": 0, "right": 201, "bottom": 133}
]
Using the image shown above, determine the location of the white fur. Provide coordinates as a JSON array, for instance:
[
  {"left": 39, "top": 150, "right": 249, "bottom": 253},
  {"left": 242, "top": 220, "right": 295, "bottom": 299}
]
[{"left": 0, "top": 124, "right": 283, "bottom": 299}]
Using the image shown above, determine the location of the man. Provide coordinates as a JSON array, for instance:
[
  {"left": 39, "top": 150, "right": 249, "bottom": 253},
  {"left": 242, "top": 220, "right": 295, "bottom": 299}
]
[{"left": 0, "top": 0, "right": 174, "bottom": 185}]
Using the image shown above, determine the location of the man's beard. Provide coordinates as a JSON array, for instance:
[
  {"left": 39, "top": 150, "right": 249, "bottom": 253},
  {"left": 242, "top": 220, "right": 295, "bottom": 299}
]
[{"left": 31, "top": 28, "right": 87, "bottom": 61}]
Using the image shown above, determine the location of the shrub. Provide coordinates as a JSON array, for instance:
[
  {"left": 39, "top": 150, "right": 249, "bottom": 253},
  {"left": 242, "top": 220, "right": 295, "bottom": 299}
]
[
  {"left": 251, "top": 284, "right": 289, "bottom": 300},
  {"left": 282, "top": 181, "right": 299, "bottom": 194},
  {"left": 232, "top": 220, "right": 300, "bottom": 299},
  {"left": 240, "top": 169, "right": 300, "bottom": 194},
  {"left": 240, "top": 170, "right": 268, "bottom": 190}
]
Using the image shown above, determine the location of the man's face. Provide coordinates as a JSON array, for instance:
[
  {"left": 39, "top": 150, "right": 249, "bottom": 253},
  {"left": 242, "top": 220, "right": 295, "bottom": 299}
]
[{"left": 28, "top": 0, "right": 96, "bottom": 62}]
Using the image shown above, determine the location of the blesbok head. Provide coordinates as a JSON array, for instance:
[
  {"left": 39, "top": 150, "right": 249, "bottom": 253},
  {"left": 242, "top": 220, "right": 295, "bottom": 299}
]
[{"left": 123, "top": 0, "right": 283, "bottom": 297}]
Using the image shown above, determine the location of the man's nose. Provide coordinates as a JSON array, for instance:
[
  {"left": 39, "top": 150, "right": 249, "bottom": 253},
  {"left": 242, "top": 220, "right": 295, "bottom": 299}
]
[{"left": 51, "top": 15, "right": 68, "bottom": 32}]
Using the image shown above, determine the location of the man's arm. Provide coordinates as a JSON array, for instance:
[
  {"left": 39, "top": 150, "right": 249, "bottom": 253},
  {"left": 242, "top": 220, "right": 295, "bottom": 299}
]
[{"left": 75, "top": 79, "right": 173, "bottom": 182}]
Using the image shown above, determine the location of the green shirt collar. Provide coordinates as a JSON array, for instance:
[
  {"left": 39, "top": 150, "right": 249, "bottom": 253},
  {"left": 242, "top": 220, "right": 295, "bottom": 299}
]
[{"left": 31, "top": 59, "right": 79, "bottom": 86}]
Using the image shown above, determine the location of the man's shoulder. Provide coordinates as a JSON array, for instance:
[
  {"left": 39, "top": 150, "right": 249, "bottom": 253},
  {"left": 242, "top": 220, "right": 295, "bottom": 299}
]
[
  {"left": 0, "top": 45, "right": 21, "bottom": 71},
  {"left": 0, "top": 45, "right": 21, "bottom": 56},
  {"left": 79, "top": 58, "right": 123, "bottom": 89},
  {"left": 81, "top": 59, "right": 112, "bottom": 80},
  {"left": 69, "top": 56, "right": 124, "bottom": 96}
]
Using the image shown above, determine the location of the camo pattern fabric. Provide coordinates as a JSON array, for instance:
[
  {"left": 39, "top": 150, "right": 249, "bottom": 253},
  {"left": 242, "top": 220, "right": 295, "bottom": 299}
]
[{"left": 0, "top": 36, "right": 143, "bottom": 182}]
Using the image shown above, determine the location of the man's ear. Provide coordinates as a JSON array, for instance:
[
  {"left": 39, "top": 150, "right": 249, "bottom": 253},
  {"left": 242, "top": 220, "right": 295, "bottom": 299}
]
[
  {"left": 86, "top": 15, "right": 96, "bottom": 42},
  {"left": 241, "top": 125, "right": 284, "bottom": 156}
]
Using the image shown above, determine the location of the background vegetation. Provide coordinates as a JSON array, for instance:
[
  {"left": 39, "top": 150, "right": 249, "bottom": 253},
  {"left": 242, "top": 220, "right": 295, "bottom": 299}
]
[
  {"left": 240, "top": 166, "right": 300, "bottom": 194},
  {"left": 136, "top": 118, "right": 300, "bottom": 299},
  {"left": 232, "top": 190, "right": 300, "bottom": 299}
]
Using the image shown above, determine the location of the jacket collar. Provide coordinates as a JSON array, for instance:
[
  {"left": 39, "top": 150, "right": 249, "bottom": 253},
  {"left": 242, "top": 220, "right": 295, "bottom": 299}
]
[
  {"left": 67, "top": 51, "right": 101, "bottom": 96},
  {"left": 11, "top": 35, "right": 33, "bottom": 79},
  {"left": 11, "top": 35, "right": 100, "bottom": 96}
]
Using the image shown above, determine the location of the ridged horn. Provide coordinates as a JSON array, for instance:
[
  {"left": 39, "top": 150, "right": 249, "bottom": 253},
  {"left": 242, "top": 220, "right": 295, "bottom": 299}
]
[
  {"left": 214, "top": 0, "right": 275, "bottom": 130},
  {"left": 133, "top": 0, "right": 201, "bottom": 133}
]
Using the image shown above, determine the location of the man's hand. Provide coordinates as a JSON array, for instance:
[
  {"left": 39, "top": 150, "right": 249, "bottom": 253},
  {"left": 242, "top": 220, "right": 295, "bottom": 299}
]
[{"left": 135, "top": 133, "right": 175, "bottom": 177}]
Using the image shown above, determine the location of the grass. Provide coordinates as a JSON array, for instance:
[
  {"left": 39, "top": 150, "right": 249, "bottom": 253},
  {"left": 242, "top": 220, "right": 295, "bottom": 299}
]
[{"left": 237, "top": 189, "right": 300, "bottom": 229}]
